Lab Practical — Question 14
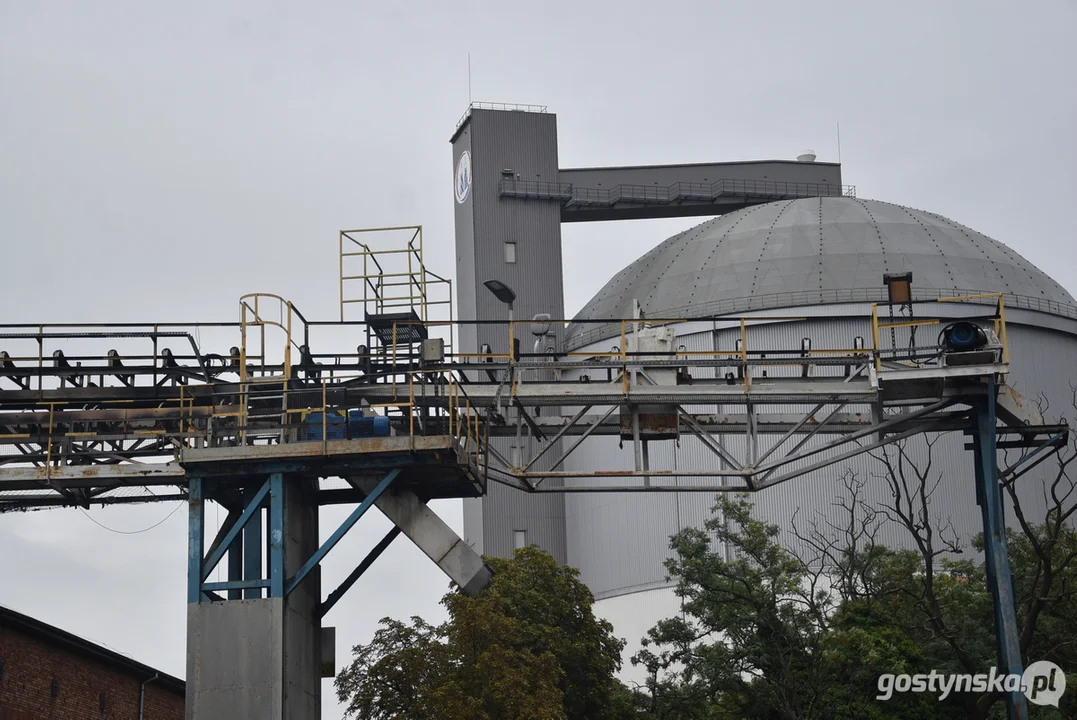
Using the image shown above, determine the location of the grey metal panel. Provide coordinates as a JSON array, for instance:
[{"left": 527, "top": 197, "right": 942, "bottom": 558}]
[
  {"left": 452, "top": 107, "right": 568, "bottom": 562},
  {"left": 553, "top": 161, "right": 844, "bottom": 222},
  {"left": 462, "top": 496, "right": 484, "bottom": 554},
  {"left": 559, "top": 160, "right": 842, "bottom": 190},
  {"left": 465, "top": 108, "right": 565, "bottom": 351},
  {"left": 187, "top": 599, "right": 284, "bottom": 719},
  {"left": 566, "top": 197, "right": 1077, "bottom": 348},
  {"left": 452, "top": 125, "right": 477, "bottom": 355},
  {"left": 282, "top": 479, "right": 320, "bottom": 720}
]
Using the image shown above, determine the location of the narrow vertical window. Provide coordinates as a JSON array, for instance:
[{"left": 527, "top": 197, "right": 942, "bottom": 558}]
[
  {"left": 504, "top": 242, "right": 517, "bottom": 264},
  {"left": 513, "top": 530, "right": 527, "bottom": 550}
]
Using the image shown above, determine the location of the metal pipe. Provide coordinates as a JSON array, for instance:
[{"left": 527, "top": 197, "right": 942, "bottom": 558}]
[{"left": 138, "top": 672, "right": 159, "bottom": 720}]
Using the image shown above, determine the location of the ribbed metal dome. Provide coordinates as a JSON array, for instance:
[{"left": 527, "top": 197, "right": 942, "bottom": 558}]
[{"left": 566, "top": 197, "right": 1076, "bottom": 348}]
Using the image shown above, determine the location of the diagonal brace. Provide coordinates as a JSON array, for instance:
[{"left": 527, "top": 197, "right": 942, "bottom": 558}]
[
  {"left": 522, "top": 405, "right": 591, "bottom": 471},
  {"left": 677, "top": 407, "right": 743, "bottom": 470},
  {"left": 285, "top": 469, "right": 400, "bottom": 596},
  {"left": 319, "top": 526, "right": 403, "bottom": 618},
  {"left": 201, "top": 479, "right": 270, "bottom": 582}
]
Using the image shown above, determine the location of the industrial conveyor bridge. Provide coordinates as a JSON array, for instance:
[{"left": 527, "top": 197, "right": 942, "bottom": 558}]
[
  {"left": 0, "top": 292, "right": 1062, "bottom": 509},
  {"left": 0, "top": 227, "right": 1062, "bottom": 719}
]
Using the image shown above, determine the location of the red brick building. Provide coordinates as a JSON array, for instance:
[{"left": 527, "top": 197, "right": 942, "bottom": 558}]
[{"left": 0, "top": 606, "right": 184, "bottom": 719}]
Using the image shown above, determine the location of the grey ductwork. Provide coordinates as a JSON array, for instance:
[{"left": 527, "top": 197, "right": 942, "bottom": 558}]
[{"left": 346, "top": 478, "right": 494, "bottom": 596}]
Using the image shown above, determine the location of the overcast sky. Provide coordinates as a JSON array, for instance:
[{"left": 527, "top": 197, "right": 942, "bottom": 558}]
[{"left": 1, "top": 2, "right": 1075, "bottom": 718}]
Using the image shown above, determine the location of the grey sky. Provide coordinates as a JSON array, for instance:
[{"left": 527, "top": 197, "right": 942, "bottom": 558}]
[{"left": 1, "top": 1, "right": 1074, "bottom": 717}]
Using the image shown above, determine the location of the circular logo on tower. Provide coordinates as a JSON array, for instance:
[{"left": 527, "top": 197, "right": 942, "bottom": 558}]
[{"left": 455, "top": 150, "right": 472, "bottom": 204}]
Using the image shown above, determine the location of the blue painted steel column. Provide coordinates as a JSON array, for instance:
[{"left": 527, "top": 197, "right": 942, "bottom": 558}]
[
  {"left": 269, "top": 472, "right": 285, "bottom": 598},
  {"left": 243, "top": 484, "right": 263, "bottom": 600},
  {"left": 227, "top": 525, "right": 243, "bottom": 601},
  {"left": 974, "top": 377, "right": 1028, "bottom": 720},
  {"left": 187, "top": 476, "right": 204, "bottom": 604}
]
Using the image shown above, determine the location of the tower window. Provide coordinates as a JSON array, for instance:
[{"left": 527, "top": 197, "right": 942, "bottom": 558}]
[
  {"left": 504, "top": 242, "right": 517, "bottom": 264},
  {"left": 513, "top": 530, "right": 527, "bottom": 550}
]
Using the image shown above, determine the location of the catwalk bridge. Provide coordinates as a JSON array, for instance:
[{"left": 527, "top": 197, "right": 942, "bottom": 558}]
[{"left": 0, "top": 226, "right": 1062, "bottom": 718}]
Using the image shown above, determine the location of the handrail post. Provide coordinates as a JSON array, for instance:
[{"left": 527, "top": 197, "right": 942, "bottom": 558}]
[
  {"left": 339, "top": 231, "right": 345, "bottom": 322},
  {"left": 45, "top": 403, "right": 55, "bottom": 479},
  {"left": 740, "top": 318, "right": 749, "bottom": 392},
  {"left": 284, "top": 302, "right": 293, "bottom": 380},
  {"left": 322, "top": 378, "right": 328, "bottom": 455},
  {"left": 448, "top": 374, "right": 454, "bottom": 438},
  {"left": 997, "top": 294, "right": 1010, "bottom": 365},
  {"left": 408, "top": 374, "right": 415, "bottom": 450},
  {"left": 871, "top": 303, "right": 881, "bottom": 372},
  {"left": 36, "top": 326, "right": 43, "bottom": 393},
  {"left": 392, "top": 322, "right": 398, "bottom": 397}
]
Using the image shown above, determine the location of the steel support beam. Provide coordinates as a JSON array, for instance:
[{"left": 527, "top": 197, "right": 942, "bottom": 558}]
[
  {"left": 677, "top": 407, "right": 743, "bottom": 471},
  {"left": 200, "top": 480, "right": 270, "bottom": 582},
  {"left": 973, "top": 379, "right": 1027, "bottom": 720},
  {"left": 346, "top": 476, "right": 493, "bottom": 596},
  {"left": 319, "top": 526, "right": 402, "bottom": 618},
  {"left": 521, "top": 404, "right": 591, "bottom": 471},
  {"left": 284, "top": 468, "right": 399, "bottom": 596},
  {"left": 269, "top": 471, "right": 285, "bottom": 598},
  {"left": 186, "top": 476, "right": 204, "bottom": 604}
]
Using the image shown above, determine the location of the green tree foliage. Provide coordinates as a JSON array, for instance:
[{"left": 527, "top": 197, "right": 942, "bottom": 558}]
[
  {"left": 634, "top": 481, "right": 1077, "bottom": 720},
  {"left": 335, "top": 545, "right": 632, "bottom": 720}
]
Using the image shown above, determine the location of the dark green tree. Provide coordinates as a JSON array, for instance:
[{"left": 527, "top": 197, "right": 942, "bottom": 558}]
[
  {"left": 335, "top": 545, "right": 633, "bottom": 720},
  {"left": 634, "top": 432, "right": 1077, "bottom": 720}
]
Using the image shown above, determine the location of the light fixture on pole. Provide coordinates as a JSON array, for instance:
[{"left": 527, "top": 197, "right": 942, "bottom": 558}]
[{"left": 484, "top": 279, "right": 517, "bottom": 358}]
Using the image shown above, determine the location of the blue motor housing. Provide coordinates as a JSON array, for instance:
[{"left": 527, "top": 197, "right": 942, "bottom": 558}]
[
  {"left": 305, "top": 412, "right": 346, "bottom": 441},
  {"left": 348, "top": 411, "right": 390, "bottom": 438}
]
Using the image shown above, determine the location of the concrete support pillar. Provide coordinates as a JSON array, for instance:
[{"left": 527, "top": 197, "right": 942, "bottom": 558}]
[{"left": 186, "top": 474, "right": 321, "bottom": 719}]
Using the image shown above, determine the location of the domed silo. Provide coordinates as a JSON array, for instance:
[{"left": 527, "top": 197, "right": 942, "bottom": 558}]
[{"left": 560, "top": 196, "right": 1077, "bottom": 681}]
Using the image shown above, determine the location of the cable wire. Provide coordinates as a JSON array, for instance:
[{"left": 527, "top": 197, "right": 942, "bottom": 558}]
[{"left": 79, "top": 501, "right": 183, "bottom": 535}]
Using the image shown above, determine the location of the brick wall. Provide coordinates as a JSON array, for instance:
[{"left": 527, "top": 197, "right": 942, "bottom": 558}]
[{"left": 0, "top": 625, "right": 183, "bottom": 720}]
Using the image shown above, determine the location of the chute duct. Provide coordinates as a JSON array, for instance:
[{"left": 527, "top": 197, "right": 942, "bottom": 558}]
[{"left": 619, "top": 324, "right": 680, "bottom": 440}]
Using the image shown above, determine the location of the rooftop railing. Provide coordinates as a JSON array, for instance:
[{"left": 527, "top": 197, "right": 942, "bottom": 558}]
[
  {"left": 565, "top": 287, "right": 1077, "bottom": 350},
  {"left": 453, "top": 102, "right": 548, "bottom": 137}
]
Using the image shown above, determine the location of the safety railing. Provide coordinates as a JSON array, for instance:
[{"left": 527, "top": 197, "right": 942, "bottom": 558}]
[
  {"left": 454, "top": 102, "right": 548, "bottom": 136},
  {"left": 15, "top": 391, "right": 214, "bottom": 478},
  {"left": 8, "top": 364, "right": 489, "bottom": 474},
  {"left": 565, "top": 286, "right": 1072, "bottom": 350},
  {"left": 339, "top": 226, "right": 455, "bottom": 358},
  {"left": 239, "top": 294, "right": 309, "bottom": 382},
  {"left": 0, "top": 323, "right": 239, "bottom": 393},
  {"left": 870, "top": 292, "right": 1009, "bottom": 372},
  {"left": 188, "top": 369, "right": 487, "bottom": 466}
]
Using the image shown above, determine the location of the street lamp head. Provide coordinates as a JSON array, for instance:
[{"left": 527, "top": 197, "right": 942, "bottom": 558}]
[{"left": 483, "top": 279, "right": 516, "bottom": 305}]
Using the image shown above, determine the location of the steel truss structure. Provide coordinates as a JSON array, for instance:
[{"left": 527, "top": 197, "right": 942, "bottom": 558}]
[
  {"left": 0, "top": 290, "right": 1064, "bottom": 720},
  {"left": 0, "top": 294, "right": 1062, "bottom": 509}
]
